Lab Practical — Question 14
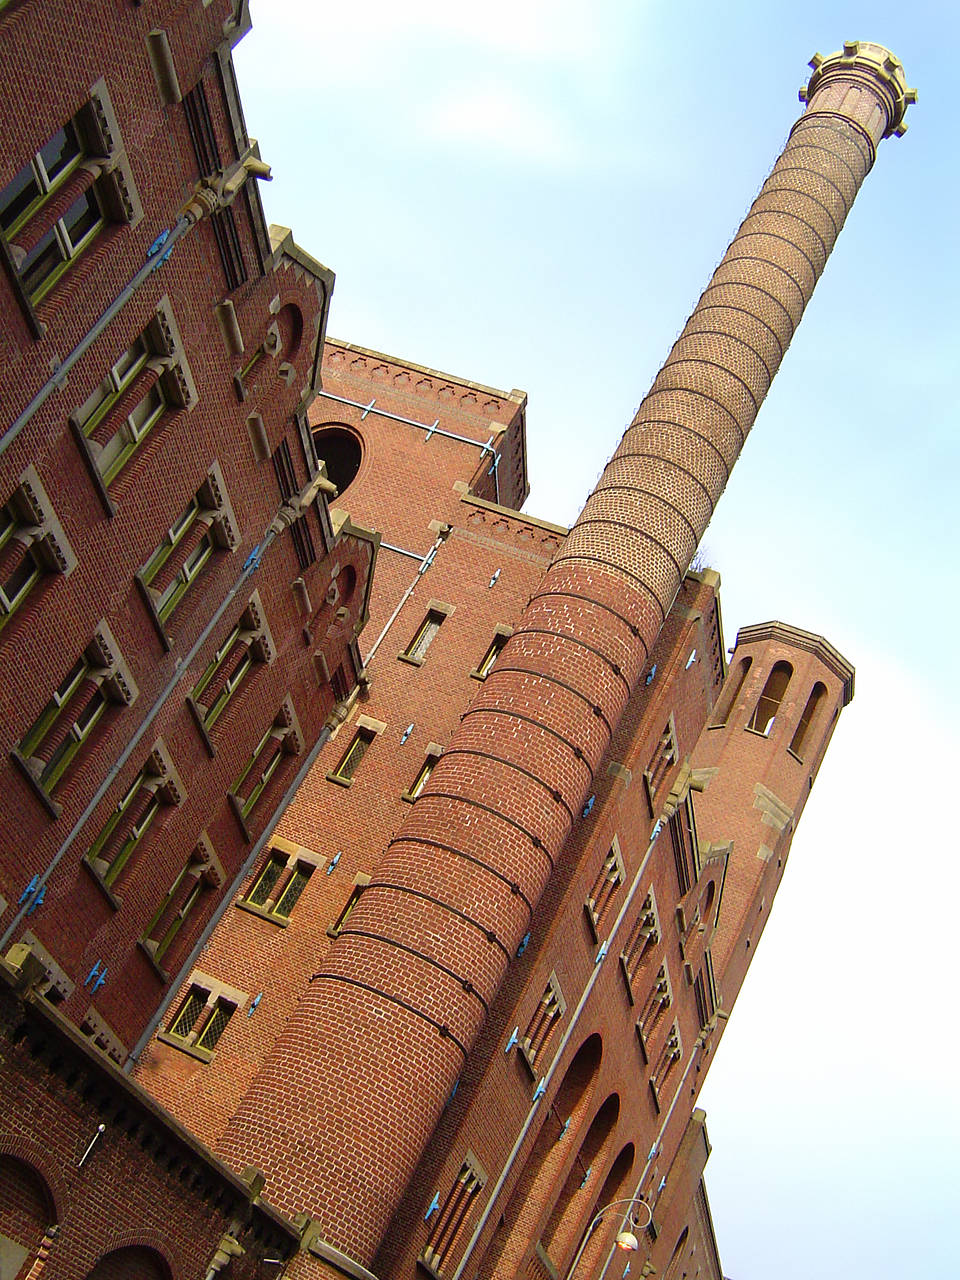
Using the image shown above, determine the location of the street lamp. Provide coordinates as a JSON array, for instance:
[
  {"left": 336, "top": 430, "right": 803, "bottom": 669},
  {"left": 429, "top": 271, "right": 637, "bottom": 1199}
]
[{"left": 564, "top": 1197, "right": 653, "bottom": 1279}]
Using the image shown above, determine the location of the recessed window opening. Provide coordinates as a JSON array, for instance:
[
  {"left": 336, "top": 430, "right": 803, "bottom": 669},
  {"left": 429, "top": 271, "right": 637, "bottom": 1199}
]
[
  {"left": 312, "top": 425, "right": 362, "bottom": 496},
  {"left": 404, "top": 747, "right": 442, "bottom": 802},
  {"left": 329, "top": 876, "right": 370, "bottom": 937},
  {"left": 789, "top": 681, "right": 827, "bottom": 759},
  {"left": 711, "top": 655, "right": 751, "bottom": 726},
  {"left": 422, "top": 1155, "right": 486, "bottom": 1276},
  {"left": 404, "top": 609, "right": 445, "bottom": 663},
  {"left": 331, "top": 726, "right": 374, "bottom": 783},
  {"left": 521, "top": 974, "right": 566, "bottom": 1067},
  {"left": 142, "top": 840, "right": 220, "bottom": 964},
  {"left": 747, "top": 661, "right": 793, "bottom": 736},
  {"left": 586, "top": 840, "right": 625, "bottom": 934},
  {"left": 471, "top": 629, "right": 510, "bottom": 681}
]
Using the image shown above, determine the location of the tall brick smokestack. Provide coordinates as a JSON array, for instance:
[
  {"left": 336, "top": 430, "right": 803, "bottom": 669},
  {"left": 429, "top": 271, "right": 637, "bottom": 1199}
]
[{"left": 220, "top": 44, "right": 914, "bottom": 1265}]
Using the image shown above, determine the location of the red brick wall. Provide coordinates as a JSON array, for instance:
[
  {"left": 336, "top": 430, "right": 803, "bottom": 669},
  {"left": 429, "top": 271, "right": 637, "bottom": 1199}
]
[{"left": 0, "top": 2, "right": 369, "bottom": 1050}]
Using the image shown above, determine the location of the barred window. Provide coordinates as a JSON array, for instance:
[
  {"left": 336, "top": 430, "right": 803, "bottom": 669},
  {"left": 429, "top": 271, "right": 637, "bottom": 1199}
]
[
  {"left": 403, "top": 609, "right": 445, "bottom": 664},
  {"left": 243, "top": 844, "right": 318, "bottom": 923},
  {"left": 328, "top": 727, "right": 374, "bottom": 785}
]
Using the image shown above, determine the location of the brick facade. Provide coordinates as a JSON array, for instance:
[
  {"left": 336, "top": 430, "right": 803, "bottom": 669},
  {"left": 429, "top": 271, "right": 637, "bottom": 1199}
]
[{"left": 0, "top": 11, "right": 913, "bottom": 1280}]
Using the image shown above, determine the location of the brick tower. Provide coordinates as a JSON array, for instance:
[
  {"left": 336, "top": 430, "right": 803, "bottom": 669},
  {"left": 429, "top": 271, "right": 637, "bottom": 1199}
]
[{"left": 209, "top": 41, "right": 915, "bottom": 1274}]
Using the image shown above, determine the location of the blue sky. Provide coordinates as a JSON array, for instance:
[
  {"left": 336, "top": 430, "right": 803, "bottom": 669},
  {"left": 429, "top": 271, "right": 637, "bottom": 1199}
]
[{"left": 236, "top": 3, "right": 959, "bottom": 1276}]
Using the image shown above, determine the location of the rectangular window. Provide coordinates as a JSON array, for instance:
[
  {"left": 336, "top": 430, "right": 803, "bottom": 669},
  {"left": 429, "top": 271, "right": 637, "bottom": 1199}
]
[
  {"left": 273, "top": 440, "right": 316, "bottom": 570},
  {"left": 0, "top": 85, "right": 141, "bottom": 317},
  {"left": 190, "top": 595, "right": 275, "bottom": 733},
  {"left": 585, "top": 837, "right": 625, "bottom": 935},
  {"left": 141, "top": 836, "right": 222, "bottom": 966},
  {"left": 636, "top": 964, "right": 672, "bottom": 1061},
  {"left": 168, "top": 985, "right": 207, "bottom": 1039},
  {"left": 229, "top": 698, "right": 302, "bottom": 825},
  {"left": 141, "top": 496, "right": 214, "bottom": 622},
  {"left": 182, "top": 80, "right": 248, "bottom": 291},
  {"left": 328, "top": 875, "right": 370, "bottom": 938},
  {"left": 328, "top": 726, "right": 375, "bottom": 786},
  {"left": 402, "top": 744, "right": 443, "bottom": 803},
  {"left": 0, "top": 467, "right": 75, "bottom": 632},
  {"left": 86, "top": 744, "right": 183, "bottom": 889},
  {"left": 243, "top": 845, "right": 317, "bottom": 923},
  {"left": 668, "top": 793, "right": 698, "bottom": 898},
  {"left": 139, "top": 463, "right": 239, "bottom": 629},
  {"left": 330, "top": 663, "right": 350, "bottom": 704},
  {"left": 162, "top": 971, "right": 246, "bottom": 1060},
  {"left": 470, "top": 628, "right": 511, "bottom": 681},
  {"left": 402, "top": 608, "right": 446, "bottom": 665},
  {"left": 650, "top": 1023, "right": 682, "bottom": 1110},
  {"left": 643, "top": 717, "right": 678, "bottom": 813},
  {"left": 231, "top": 729, "right": 283, "bottom": 818},
  {"left": 15, "top": 625, "right": 136, "bottom": 802},
  {"left": 71, "top": 302, "right": 196, "bottom": 490},
  {"left": 520, "top": 973, "right": 566, "bottom": 1069},
  {"left": 422, "top": 1154, "right": 487, "bottom": 1276},
  {"left": 620, "top": 890, "right": 660, "bottom": 998}
]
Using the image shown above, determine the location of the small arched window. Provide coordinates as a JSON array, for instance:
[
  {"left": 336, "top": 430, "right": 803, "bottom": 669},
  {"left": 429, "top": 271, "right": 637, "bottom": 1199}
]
[
  {"left": 747, "top": 661, "right": 793, "bottom": 736},
  {"left": 711, "top": 655, "right": 751, "bottom": 726},
  {"left": 789, "top": 681, "right": 827, "bottom": 760},
  {"left": 312, "top": 425, "right": 363, "bottom": 496}
]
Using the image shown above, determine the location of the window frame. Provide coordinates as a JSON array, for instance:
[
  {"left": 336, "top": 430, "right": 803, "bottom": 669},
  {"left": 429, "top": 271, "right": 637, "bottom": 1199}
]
[
  {"left": 469, "top": 626, "right": 512, "bottom": 681},
  {"left": 159, "top": 970, "right": 246, "bottom": 1062},
  {"left": 398, "top": 600, "right": 454, "bottom": 667},
  {"left": 85, "top": 742, "right": 184, "bottom": 892},
  {"left": 228, "top": 696, "right": 303, "bottom": 830},
  {"left": 0, "top": 82, "right": 142, "bottom": 326},
  {"left": 13, "top": 623, "right": 138, "bottom": 810},
  {"left": 0, "top": 469, "right": 76, "bottom": 632},
  {"left": 239, "top": 837, "right": 324, "bottom": 926},
  {"left": 401, "top": 742, "right": 444, "bottom": 803},
  {"left": 327, "top": 874, "right": 371, "bottom": 939},
  {"left": 136, "top": 462, "right": 239, "bottom": 642}
]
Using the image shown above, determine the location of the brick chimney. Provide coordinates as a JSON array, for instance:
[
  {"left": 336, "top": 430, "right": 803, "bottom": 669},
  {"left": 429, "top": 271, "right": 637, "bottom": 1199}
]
[{"left": 218, "top": 43, "right": 914, "bottom": 1266}]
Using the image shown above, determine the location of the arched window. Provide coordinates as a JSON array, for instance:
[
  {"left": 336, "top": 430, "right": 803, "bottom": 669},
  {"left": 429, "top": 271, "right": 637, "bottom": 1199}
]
[
  {"left": 789, "top": 681, "right": 827, "bottom": 760},
  {"left": 312, "top": 425, "right": 362, "bottom": 496},
  {"left": 710, "top": 656, "right": 751, "bottom": 726},
  {"left": 86, "top": 1245, "right": 171, "bottom": 1279},
  {"left": 747, "top": 661, "right": 792, "bottom": 736}
]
